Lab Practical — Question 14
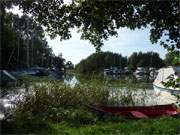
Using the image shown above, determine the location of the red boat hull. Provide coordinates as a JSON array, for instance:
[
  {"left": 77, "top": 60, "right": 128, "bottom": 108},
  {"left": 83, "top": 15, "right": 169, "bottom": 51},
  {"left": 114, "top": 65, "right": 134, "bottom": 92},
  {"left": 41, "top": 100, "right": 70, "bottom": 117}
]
[{"left": 87, "top": 104, "right": 179, "bottom": 118}]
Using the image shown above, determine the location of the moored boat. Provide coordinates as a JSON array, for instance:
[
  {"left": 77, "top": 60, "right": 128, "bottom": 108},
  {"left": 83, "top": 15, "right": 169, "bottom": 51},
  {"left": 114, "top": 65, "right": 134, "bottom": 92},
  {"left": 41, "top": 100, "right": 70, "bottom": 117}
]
[{"left": 104, "top": 67, "right": 121, "bottom": 76}]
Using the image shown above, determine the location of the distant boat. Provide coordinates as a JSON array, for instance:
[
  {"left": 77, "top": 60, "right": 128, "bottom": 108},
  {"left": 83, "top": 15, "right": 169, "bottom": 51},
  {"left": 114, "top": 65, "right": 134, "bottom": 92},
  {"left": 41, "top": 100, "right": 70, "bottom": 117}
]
[
  {"left": 87, "top": 104, "right": 179, "bottom": 118},
  {"left": 153, "top": 66, "right": 180, "bottom": 94},
  {"left": 104, "top": 67, "right": 121, "bottom": 76},
  {"left": 134, "top": 67, "right": 148, "bottom": 76}
]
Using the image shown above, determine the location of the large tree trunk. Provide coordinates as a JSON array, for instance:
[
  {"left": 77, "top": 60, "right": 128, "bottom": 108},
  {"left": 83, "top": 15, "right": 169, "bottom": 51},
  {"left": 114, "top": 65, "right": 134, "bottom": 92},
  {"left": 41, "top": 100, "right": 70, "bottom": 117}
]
[{"left": 0, "top": 1, "right": 5, "bottom": 69}]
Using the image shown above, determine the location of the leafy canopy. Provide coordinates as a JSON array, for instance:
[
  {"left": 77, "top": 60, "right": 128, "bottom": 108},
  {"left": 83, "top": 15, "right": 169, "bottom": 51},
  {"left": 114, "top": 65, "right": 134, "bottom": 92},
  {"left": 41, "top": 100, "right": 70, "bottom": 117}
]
[{"left": 14, "top": 0, "right": 179, "bottom": 52}]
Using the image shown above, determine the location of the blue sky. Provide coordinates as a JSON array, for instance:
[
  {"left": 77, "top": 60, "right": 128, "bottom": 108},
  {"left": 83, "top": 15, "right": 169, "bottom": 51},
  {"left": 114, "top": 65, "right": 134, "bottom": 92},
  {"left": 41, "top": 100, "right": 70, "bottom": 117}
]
[
  {"left": 10, "top": 6, "right": 167, "bottom": 65},
  {"left": 46, "top": 28, "right": 167, "bottom": 65}
]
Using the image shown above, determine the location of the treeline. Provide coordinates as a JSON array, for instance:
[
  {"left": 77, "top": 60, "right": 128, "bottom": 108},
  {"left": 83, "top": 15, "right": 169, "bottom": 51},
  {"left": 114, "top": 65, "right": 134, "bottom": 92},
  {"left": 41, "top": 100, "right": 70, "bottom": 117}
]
[
  {"left": 76, "top": 51, "right": 166, "bottom": 74},
  {"left": 1, "top": 13, "right": 65, "bottom": 70},
  {"left": 128, "top": 52, "right": 165, "bottom": 71},
  {"left": 76, "top": 52, "right": 127, "bottom": 74}
]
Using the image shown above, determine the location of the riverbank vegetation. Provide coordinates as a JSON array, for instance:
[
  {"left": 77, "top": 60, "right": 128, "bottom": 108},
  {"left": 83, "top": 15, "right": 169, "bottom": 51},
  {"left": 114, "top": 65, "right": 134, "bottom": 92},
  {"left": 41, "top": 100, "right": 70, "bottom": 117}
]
[{"left": 1, "top": 80, "right": 180, "bottom": 135}]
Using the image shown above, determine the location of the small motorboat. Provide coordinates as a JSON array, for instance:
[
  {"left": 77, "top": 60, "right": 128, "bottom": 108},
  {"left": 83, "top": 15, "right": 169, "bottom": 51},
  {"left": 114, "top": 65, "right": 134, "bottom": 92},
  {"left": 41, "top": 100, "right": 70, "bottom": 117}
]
[{"left": 87, "top": 104, "right": 180, "bottom": 119}]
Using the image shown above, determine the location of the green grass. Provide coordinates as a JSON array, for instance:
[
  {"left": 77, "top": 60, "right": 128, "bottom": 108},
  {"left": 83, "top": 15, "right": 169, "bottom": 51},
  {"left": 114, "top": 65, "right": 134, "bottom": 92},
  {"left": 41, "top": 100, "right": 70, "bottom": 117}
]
[
  {"left": 49, "top": 117, "right": 180, "bottom": 135},
  {"left": 2, "top": 117, "right": 180, "bottom": 135}
]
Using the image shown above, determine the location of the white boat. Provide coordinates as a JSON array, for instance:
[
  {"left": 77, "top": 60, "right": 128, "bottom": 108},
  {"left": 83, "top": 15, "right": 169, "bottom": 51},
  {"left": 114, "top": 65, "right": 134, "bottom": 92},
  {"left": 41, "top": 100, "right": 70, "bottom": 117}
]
[
  {"left": 104, "top": 67, "right": 121, "bottom": 76},
  {"left": 153, "top": 66, "right": 180, "bottom": 94}
]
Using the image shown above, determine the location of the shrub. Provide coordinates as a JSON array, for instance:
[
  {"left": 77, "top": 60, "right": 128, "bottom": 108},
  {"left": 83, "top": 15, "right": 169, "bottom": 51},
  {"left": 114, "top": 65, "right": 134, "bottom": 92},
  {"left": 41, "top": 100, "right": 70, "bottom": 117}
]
[{"left": 13, "top": 81, "right": 109, "bottom": 123}]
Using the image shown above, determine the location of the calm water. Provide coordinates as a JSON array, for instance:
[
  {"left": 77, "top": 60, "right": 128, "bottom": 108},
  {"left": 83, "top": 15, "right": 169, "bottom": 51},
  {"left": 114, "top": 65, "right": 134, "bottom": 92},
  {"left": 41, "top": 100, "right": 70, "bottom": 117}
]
[{"left": 0, "top": 74, "right": 178, "bottom": 120}]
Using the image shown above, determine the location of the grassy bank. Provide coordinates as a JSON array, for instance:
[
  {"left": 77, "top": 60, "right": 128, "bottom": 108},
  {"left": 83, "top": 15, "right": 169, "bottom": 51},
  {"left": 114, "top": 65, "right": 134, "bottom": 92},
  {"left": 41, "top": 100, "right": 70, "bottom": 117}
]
[
  {"left": 50, "top": 117, "right": 180, "bottom": 135},
  {"left": 2, "top": 117, "right": 180, "bottom": 135}
]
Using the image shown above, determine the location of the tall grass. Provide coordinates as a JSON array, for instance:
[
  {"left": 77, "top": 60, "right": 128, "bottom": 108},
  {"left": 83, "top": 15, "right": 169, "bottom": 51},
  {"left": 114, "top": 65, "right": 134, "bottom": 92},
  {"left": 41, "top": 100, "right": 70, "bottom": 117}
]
[{"left": 11, "top": 81, "right": 109, "bottom": 122}]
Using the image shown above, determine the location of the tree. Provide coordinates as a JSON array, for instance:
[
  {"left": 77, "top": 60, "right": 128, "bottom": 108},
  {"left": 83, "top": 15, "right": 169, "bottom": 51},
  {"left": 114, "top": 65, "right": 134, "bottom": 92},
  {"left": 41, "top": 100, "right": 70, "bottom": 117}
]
[
  {"left": 13, "top": 0, "right": 179, "bottom": 52},
  {"left": 128, "top": 52, "right": 165, "bottom": 71},
  {"left": 164, "top": 52, "right": 180, "bottom": 66},
  {"left": 76, "top": 52, "right": 127, "bottom": 74},
  {"left": 0, "top": 13, "right": 59, "bottom": 69},
  {"left": 128, "top": 52, "right": 139, "bottom": 71},
  {"left": 66, "top": 61, "right": 74, "bottom": 69},
  {"left": 52, "top": 53, "right": 65, "bottom": 71}
]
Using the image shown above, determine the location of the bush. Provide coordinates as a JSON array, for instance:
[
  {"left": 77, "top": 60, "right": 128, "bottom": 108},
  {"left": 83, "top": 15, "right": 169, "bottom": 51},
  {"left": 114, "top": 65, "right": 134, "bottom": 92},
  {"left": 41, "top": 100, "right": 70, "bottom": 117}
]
[{"left": 13, "top": 81, "right": 109, "bottom": 123}]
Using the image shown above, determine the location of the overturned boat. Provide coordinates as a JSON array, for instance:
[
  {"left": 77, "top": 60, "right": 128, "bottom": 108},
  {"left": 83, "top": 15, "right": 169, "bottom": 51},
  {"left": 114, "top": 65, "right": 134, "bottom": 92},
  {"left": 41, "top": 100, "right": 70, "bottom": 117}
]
[{"left": 87, "top": 104, "right": 179, "bottom": 119}]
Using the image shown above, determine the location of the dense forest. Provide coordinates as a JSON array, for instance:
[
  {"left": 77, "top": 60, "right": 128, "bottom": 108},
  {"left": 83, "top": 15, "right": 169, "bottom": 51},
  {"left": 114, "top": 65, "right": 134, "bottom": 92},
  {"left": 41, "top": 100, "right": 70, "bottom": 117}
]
[
  {"left": 1, "top": 13, "right": 65, "bottom": 70},
  {"left": 76, "top": 51, "right": 165, "bottom": 74}
]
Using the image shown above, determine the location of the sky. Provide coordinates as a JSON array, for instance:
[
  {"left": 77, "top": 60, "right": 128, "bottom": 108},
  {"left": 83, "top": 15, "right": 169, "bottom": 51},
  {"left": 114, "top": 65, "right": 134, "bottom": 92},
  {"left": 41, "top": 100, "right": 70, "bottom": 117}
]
[
  {"left": 9, "top": 6, "right": 167, "bottom": 65},
  {"left": 46, "top": 28, "right": 167, "bottom": 65}
]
